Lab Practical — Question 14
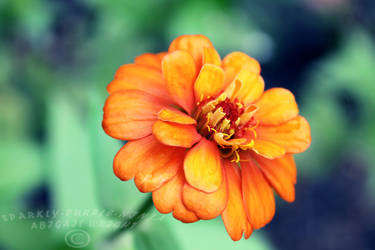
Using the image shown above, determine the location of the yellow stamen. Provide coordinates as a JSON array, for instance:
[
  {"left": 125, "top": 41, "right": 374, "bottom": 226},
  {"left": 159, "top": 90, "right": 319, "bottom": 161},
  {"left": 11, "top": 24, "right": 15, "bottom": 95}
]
[
  {"left": 219, "top": 118, "right": 231, "bottom": 132},
  {"left": 229, "top": 128, "right": 235, "bottom": 136},
  {"left": 209, "top": 107, "right": 225, "bottom": 127},
  {"left": 201, "top": 100, "right": 217, "bottom": 114},
  {"left": 248, "top": 127, "right": 257, "bottom": 138},
  {"left": 231, "top": 150, "right": 240, "bottom": 163},
  {"left": 224, "top": 130, "right": 234, "bottom": 139},
  {"left": 235, "top": 117, "right": 240, "bottom": 126},
  {"left": 239, "top": 139, "right": 254, "bottom": 150},
  {"left": 210, "top": 127, "right": 217, "bottom": 134},
  {"left": 216, "top": 92, "right": 227, "bottom": 102}
]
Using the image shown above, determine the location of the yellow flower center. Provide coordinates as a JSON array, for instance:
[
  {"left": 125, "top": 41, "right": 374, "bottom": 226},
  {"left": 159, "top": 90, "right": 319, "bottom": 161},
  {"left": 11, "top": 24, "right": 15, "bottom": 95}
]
[{"left": 193, "top": 93, "right": 259, "bottom": 162}]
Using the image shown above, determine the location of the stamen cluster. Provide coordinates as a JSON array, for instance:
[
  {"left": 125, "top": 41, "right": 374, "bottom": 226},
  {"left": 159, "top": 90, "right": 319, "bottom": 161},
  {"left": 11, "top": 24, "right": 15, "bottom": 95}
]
[{"left": 194, "top": 93, "right": 259, "bottom": 162}]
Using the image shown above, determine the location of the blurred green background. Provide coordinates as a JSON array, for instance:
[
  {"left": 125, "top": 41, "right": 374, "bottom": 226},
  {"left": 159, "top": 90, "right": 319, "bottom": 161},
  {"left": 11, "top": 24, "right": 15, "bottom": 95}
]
[{"left": 1, "top": 0, "right": 375, "bottom": 249}]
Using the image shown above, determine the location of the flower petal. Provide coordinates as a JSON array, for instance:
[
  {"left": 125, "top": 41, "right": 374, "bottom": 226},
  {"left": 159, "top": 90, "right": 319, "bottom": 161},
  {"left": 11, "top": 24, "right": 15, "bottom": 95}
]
[
  {"left": 134, "top": 147, "right": 186, "bottom": 193},
  {"left": 169, "top": 34, "right": 214, "bottom": 71},
  {"left": 158, "top": 108, "right": 196, "bottom": 125},
  {"left": 183, "top": 138, "right": 223, "bottom": 192},
  {"left": 240, "top": 152, "right": 276, "bottom": 229},
  {"left": 113, "top": 135, "right": 163, "bottom": 181},
  {"left": 222, "top": 52, "right": 261, "bottom": 87},
  {"left": 252, "top": 139, "right": 286, "bottom": 159},
  {"left": 222, "top": 161, "right": 253, "bottom": 241},
  {"left": 252, "top": 153, "right": 296, "bottom": 202},
  {"left": 182, "top": 167, "right": 228, "bottom": 220},
  {"left": 202, "top": 47, "right": 221, "bottom": 66},
  {"left": 194, "top": 64, "right": 225, "bottom": 102},
  {"left": 107, "top": 64, "right": 170, "bottom": 101},
  {"left": 156, "top": 52, "right": 167, "bottom": 60},
  {"left": 244, "top": 222, "right": 253, "bottom": 239},
  {"left": 254, "top": 88, "right": 299, "bottom": 125},
  {"left": 256, "top": 116, "right": 311, "bottom": 154},
  {"left": 153, "top": 170, "right": 199, "bottom": 223},
  {"left": 162, "top": 51, "right": 196, "bottom": 114},
  {"left": 152, "top": 120, "right": 201, "bottom": 148},
  {"left": 281, "top": 154, "right": 297, "bottom": 184},
  {"left": 225, "top": 67, "right": 264, "bottom": 105},
  {"left": 102, "top": 90, "right": 169, "bottom": 140},
  {"left": 134, "top": 53, "right": 163, "bottom": 70}
]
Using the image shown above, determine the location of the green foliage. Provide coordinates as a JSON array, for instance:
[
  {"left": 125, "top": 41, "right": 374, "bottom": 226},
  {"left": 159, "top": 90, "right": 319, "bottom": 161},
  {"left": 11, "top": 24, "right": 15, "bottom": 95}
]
[{"left": 299, "top": 30, "right": 375, "bottom": 182}]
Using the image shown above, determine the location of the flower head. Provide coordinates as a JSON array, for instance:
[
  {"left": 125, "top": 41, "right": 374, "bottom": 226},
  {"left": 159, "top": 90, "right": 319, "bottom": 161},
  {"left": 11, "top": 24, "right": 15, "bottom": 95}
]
[{"left": 102, "top": 35, "right": 311, "bottom": 241}]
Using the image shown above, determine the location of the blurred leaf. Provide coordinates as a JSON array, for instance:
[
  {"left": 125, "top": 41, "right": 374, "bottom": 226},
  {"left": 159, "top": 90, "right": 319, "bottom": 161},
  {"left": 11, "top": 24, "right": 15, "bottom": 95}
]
[
  {"left": 0, "top": 140, "right": 42, "bottom": 204},
  {"left": 87, "top": 88, "right": 146, "bottom": 212},
  {"left": 46, "top": 89, "right": 99, "bottom": 212},
  {"left": 0, "top": 217, "right": 56, "bottom": 250},
  {"left": 300, "top": 29, "right": 375, "bottom": 178},
  {"left": 167, "top": 0, "right": 273, "bottom": 62},
  {"left": 81, "top": 1, "right": 160, "bottom": 90},
  {"left": 134, "top": 210, "right": 180, "bottom": 250},
  {"left": 0, "top": 90, "right": 32, "bottom": 140},
  {"left": 296, "top": 95, "right": 347, "bottom": 177},
  {"left": 163, "top": 215, "right": 276, "bottom": 250},
  {"left": 0, "top": 48, "right": 12, "bottom": 88},
  {"left": 45, "top": 89, "right": 104, "bottom": 250},
  {"left": 10, "top": 0, "right": 53, "bottom": 44},
  {"left": 103, "top": 232, "right": 136, "bottom": 250},
  {"left": 319, "top": 31, "right": 375, "bottom": 109},
  {"left": 0, "top": 140, "right": 55, "bottom": 250}
]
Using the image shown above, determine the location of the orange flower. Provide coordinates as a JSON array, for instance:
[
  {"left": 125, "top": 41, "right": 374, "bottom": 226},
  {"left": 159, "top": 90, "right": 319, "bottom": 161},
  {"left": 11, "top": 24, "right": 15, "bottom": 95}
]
[{"left": 102, "top": 35, "right": 311, "bottom": 241}]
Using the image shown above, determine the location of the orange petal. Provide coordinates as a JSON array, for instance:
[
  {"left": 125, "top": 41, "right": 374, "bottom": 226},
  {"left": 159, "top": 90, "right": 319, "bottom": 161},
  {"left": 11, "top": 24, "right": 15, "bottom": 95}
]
[
  {"left": 152, "top": 120, "right": 201, "bottom": 148},
  {"left": 158, "top": 108, "right": 196, "bottom": 125},
  {"left": 225, "top": 67, "right": 264, "bottom": 105},
  {"left": 194, "top": 64, "right": 225, "bottom": 102},
  {"left": 213, "top": 133, "right": 247, "bottom": 147},
  {"left": 281, "top": 154, "right": 297, "bottom": 184},
  {"left": 240, "top": 152, "right": 276, "bottom": 229},
  {"left": 183, "top": 138, "right": 223, "bottom": 192},
  {"left": 202, "top": 47, "right": 221, "bottom": 66},
  {"left": 256, "top": 116, "right": 311, "bottom": 154},
  {"left": 222, "top": 52, "right": 261, "bottom": 87},
  {"left": 162, "top": 51, "right": 196, "bottom": 114},
  {"left": 244, "top": 222, "right": 253, "bottom": 239},
  {"left": 105, "top": 120, "right": 154, "bottom": 141},
  {"left": 254, "top": 88, "right": 299, "bottom": 125},
  {"left": 107, "top": 64, "right": 170, "bottom": 101},
  {"left": 252, "top": 139, "right": 286, "bottom": 159},
  {"left": 134, "top": 53, "right": 163, "bottom": 70},
  {"left": 252, "top": 153, "right": 296, "bottom": 202},
  {"left": 153, "top": 170, "right": 199, "bottom": 223},
  {"left": 169, "top": 34, "right": 214, "bottom": 71},
  {"left": 113, "top": 135, "right": 161, "bottom": 181},
  {"left": 134, "top": 147, "right": 186, "bottom": 193},
  {"left": 222, "top": 161, "right": 253, "bottom": 241},
  {"left": 102, "top": 90, "right": 169, "bottom": 140},
  {"left": 182, "top": 167, "right": 228, "bottom": 220},
  {"left": 156, "top": 52, "right": 167, "bottom": 60}
]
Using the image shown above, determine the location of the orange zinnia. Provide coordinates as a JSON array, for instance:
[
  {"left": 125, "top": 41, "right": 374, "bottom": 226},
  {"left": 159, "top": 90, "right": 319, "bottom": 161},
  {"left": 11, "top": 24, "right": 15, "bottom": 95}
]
[{"left": 102, "top": 34, "right": 311, "bottom": 241}]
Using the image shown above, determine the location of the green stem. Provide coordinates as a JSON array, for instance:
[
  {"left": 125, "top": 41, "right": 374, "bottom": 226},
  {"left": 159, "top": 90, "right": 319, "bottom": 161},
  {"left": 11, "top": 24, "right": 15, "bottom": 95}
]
[{"left": 108, "top": 195, "right": 154, "bottom": 241}]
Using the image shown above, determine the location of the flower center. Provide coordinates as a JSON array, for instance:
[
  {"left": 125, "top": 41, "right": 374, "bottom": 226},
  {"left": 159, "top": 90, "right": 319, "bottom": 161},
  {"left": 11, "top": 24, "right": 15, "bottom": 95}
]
[
  {"left": 194, "top": 95, "right": 242, "bottom": 138},
  {"left": 193, "top": 93, "right": 259, "bottom": 162}
]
